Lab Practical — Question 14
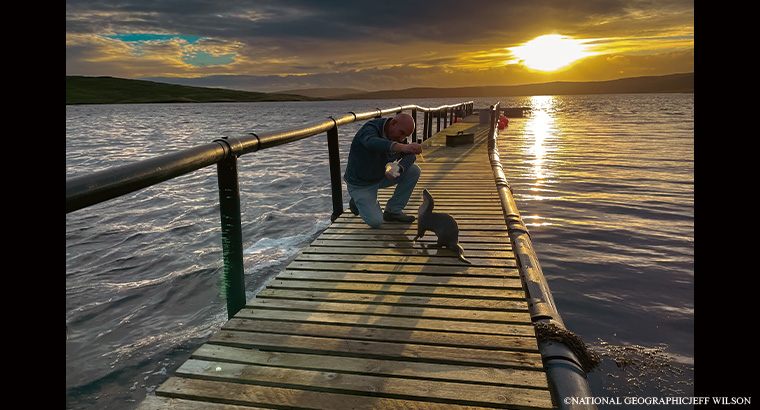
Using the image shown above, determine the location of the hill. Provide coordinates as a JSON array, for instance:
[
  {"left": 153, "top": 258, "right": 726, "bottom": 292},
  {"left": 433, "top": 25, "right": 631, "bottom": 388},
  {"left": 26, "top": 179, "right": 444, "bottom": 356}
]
[
  {"left": 67, "top": 73, "right": 693, "bottom": 105},
  {"left": 278, "top": 87, "right": 365, "bottom": 99},
  {"left": 66, "top": 76, "right": 322, "bottom": 105},
  {"left": 329, "top": 73, "right": 694, "bottom": 100}
]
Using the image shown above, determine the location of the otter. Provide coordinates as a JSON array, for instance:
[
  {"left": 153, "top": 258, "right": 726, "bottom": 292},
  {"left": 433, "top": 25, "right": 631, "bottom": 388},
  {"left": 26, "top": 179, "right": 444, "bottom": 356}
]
[{"left": 413, "top": 189, "right": 471, "bottom": 264}]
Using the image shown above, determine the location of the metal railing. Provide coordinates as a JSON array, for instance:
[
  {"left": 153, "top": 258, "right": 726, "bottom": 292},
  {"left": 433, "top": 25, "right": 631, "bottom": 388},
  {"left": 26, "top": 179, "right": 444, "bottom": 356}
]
[
  {"left": 486, "top": 102, "right": 596, "bottom": 409},
  {"left": 66, "top": 101, "right": 473, "bottom": 319}
]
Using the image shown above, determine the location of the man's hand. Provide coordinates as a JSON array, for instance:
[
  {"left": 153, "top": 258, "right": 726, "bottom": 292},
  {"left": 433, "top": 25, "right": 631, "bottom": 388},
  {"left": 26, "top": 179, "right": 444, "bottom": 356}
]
[
  {"left": 385, "top": 160, "right": 401, "bottom": 179},
  {"left": 393, "top": 142, "right": 422, "bottom": 154}
]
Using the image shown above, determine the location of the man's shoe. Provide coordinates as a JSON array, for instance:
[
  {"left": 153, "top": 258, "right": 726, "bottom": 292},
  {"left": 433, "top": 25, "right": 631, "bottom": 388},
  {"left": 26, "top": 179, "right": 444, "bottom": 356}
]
[
  {"left": 383, "top": 211, "right": 415, "bottom": 223},
  {"left": 348, "top": 198, "right": 359, "bottom": 215}
]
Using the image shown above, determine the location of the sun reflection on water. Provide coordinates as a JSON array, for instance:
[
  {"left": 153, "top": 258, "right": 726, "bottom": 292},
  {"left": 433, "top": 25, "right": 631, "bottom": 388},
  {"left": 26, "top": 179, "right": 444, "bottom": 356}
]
[
  {"left": 518, "top": 96, "right": 561, "bottom": 227},
  {"left": 525, "top": 96, "right": 557, "bottom": 183}
]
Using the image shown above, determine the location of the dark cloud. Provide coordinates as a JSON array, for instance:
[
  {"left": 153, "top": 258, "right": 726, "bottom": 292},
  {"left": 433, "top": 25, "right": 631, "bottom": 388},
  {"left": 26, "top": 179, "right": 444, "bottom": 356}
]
[{"left": 67, "top": 0, "right": 691, "bottom": 42}]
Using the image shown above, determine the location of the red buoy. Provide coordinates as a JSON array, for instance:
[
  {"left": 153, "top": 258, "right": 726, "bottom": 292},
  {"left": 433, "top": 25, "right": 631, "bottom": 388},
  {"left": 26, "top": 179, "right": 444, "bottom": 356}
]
[{"left": 498, "top": 115, "right": 508, "bottom": 129}]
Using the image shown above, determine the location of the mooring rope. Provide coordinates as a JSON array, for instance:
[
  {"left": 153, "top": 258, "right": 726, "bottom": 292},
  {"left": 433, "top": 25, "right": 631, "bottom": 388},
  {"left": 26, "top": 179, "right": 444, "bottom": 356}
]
[{"left": 534, "top": 321, "right": 601, "bottom": 373}]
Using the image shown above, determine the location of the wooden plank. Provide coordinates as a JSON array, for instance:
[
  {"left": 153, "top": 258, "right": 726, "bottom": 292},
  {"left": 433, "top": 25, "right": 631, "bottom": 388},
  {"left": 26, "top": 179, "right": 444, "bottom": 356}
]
[
  {"left": 255, "top": 289, "right": 529, "bottom": 311},
  {"left": 233, "top": 309, "right": 535, "bottom": 337},
  {"left": 137, "top": 395, "right": 265, "bottom": 410},
  {"left": 326, "top": 222, "right": 509, "bottom": 232},
  {"left": 169, "top": 359, "right": 553, "bottom": 409},
  {"left": 190, "top": 344, "right": 549, "bottom": 388},
  {"left": 208, "top": 330, "right": 542, "bottom": 369},
  {"left": 222, "top": 318, "right": 537, "bottom": 351},
  {"left": 324, "top": 217, "right": 506, "bottom": 224},
  {"left": 318, "top": 228, "right": 510, "bottom": 238},
  {"left": 315, "top": 233, "right": 511, "bottom": 243},
  {"left": 301, "top": 245, "right": 514, "bottom": 260},
  {"left": 283, "top": 260, "right": 520, "bottom": 276},
  {"left": 154, "top": 377, "right": 552, "bottom": 410},
  {"left": 244, "top": 298, "right": 530, "bottom": 324},
  {"left": 310, "top": 238, "right": 510, "bottom": 250},
  {"left": 303, "top": 243, "right": 510, "bottom": 253},
  {"left": 271, "top": 270, "right": 523, "bottom": 288},
  {"left": 264, "top": 279, "right": 526, "bottom": 299},
  {"left": 291, "top": 253, "right": 514, "bottom": 268}
]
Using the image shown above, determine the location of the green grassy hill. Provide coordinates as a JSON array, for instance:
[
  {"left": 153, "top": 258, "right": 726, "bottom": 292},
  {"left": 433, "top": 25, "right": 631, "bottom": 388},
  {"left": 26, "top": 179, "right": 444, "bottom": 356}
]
[{"left": 66, "top": 76, "right": 321, "bottom": 104}]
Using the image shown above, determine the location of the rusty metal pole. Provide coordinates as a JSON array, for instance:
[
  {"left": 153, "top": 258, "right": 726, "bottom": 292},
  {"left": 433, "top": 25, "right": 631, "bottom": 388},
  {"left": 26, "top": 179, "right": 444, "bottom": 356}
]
[
  {"left": 217, "top": 150, "right": 246, "bottom": 319},
  {"left": 411, "top": 108, "right": 418, "bottom": 142},
  {"left": 423, "top": 111, "right": 429, "bottom": 142},
  {"left": 326, "top": 124, "right": 343, "bottom": 221}
]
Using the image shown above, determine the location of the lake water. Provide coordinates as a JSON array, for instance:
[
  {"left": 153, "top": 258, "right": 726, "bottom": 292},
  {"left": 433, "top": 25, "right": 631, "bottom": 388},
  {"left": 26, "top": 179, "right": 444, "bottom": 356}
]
[{"left": 66, "top": 94, "right": 693, "bottom": 409}]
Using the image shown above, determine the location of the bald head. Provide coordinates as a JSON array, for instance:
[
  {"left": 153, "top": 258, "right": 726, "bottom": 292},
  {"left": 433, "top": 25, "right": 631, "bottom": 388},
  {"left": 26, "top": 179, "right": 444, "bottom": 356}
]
[{"left": 385, "top": 113, "right": 416, "bottom": 142}]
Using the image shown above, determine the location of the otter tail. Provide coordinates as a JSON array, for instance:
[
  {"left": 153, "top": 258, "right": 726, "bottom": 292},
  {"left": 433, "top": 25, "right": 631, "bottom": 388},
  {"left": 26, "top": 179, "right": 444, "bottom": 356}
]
[{"left": 453, "top": 243, "right": 472, "bottom": 264}]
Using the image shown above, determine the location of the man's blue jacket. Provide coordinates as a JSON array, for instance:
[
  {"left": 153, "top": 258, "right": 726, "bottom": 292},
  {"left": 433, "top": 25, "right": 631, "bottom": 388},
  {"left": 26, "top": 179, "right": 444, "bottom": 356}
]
[{"left": 343, "top": 118, "right": 417, "bottom": 187}]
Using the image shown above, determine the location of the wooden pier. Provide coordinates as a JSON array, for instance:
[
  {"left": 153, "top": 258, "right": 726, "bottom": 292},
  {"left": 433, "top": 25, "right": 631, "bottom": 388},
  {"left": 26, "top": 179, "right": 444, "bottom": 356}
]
[{"left": 137, "top": 115, "right": 555, "bottom": 409}]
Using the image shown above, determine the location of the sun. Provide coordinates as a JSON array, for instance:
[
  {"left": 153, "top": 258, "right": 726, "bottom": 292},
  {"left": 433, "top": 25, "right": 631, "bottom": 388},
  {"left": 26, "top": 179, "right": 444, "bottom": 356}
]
[{"left": 509, "top": 34, "right": 597, "bottom": 72}]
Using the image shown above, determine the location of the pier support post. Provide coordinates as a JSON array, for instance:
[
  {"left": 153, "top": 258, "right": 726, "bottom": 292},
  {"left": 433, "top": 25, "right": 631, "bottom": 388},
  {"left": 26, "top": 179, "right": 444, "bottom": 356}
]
[
  {"left": 422, "top": 111, "right": 429, "bottom": 141},
  {"left": 217, "top": 154, "right": 246, "bottom": 319},
  {"left": 326, "top": 125, "right": 343, "bottom": 221},
  {"left": 411, "top": 108, "right": 417, "bottom": 142},
  {"left": 427, "top": 111, "right": 434, "bottom": 139}
]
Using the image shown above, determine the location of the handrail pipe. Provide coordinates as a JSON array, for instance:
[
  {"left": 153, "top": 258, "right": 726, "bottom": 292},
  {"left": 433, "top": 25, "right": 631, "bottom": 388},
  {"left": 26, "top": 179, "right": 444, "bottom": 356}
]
[{"left": 486, "top": 102, "right": 596, "bottom": 409}]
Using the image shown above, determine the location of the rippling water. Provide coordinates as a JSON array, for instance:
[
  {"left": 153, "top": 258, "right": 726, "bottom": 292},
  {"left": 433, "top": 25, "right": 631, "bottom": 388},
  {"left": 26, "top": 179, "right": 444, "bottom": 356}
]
[
  {"left": 497, "top": 95, "right": 693, "bottom": 404},
  {"left": 66, "top": 94, "right": 693, "bottom": 409}
]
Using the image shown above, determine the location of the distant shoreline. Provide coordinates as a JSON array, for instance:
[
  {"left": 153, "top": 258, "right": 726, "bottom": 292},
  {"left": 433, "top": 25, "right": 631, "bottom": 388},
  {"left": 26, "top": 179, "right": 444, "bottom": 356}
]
[
  {"left": 66, "top": 72, "right": 693, "bottom": 105},
  {"left": 324, "top": 73, "right": 693, "bottom": 100}
]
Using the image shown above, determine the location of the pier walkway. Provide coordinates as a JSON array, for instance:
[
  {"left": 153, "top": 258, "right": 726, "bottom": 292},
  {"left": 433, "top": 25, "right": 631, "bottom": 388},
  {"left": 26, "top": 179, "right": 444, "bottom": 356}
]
[{"left": 137, "top": 115, "right": 555, "bottom": 409}]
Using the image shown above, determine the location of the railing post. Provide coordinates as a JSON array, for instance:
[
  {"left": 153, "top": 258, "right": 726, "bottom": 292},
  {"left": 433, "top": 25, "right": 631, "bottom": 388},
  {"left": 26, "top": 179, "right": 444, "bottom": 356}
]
[
  {"left": 436, "top": 109, "right": 441, "bottom": 133},
  {"left": 217, "top": 154, "right": 246, "bottom": 319},
  {"left": 326, "top": 124, "right": 343, "bottom": 221},
  {"left": 488, "top": 103, "right": 498, "bottom": 152},
  {"left": 427, "top": 111, "right": 433, "bottom": 138},
  {"left": 423, "top": 111, "right": 429, "bottom": 142},
  {"left": 411, "top": 108, "right": 417, "bottom": 143}
]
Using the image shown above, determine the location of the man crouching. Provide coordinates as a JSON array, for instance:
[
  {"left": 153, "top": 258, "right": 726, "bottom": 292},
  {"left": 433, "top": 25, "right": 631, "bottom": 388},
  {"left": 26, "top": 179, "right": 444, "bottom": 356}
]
[{"left": 343, "top": 113, "right": 422, "bottom": 228}]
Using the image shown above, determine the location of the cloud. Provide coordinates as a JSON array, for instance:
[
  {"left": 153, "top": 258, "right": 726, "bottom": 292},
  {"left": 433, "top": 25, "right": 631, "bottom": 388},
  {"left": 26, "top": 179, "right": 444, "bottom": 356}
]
[
  {"left": 143, "top": 47, "right": 694, "bottom": 93},
  {"left": 66, "top": 0, "right": 694, "bottom": 90},
  {"left": 66, "top": 0, "right": 693, "bottom": 44},
  {"left": 64, "top": 1, "right": 631, "bottom": 41}
]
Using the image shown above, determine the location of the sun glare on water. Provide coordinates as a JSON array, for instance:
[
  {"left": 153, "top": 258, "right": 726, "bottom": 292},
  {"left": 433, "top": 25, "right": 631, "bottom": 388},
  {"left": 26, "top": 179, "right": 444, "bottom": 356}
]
[{"left": 509, "top": 34, "right": 598, "bottom": 72}]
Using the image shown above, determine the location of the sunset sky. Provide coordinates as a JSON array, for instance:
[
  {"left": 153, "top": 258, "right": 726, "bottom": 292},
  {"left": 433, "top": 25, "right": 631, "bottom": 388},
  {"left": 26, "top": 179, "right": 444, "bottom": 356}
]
[{"left": 66, "top": 0, "right": 694, "bottom": 93}]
